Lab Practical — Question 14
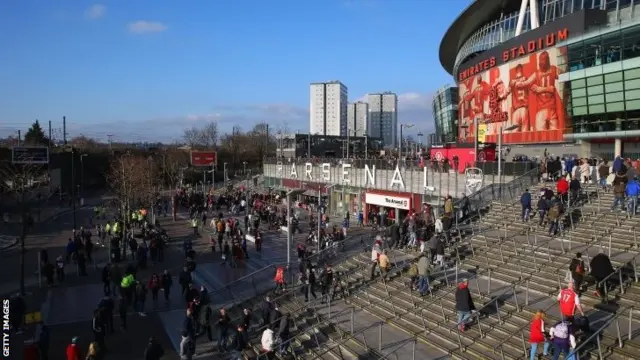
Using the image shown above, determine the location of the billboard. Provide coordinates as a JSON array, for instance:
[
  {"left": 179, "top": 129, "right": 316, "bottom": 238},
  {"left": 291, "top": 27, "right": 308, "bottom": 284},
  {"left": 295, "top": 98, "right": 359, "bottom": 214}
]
[
  {"left": 11, "top": 146, "right": 49, "bottom": 164},
  {"left": 457, "top": 44, "right": 569, "bottom": 144},
  {"left": 190, "top": 151, "right": 217, "bottom": 167}
]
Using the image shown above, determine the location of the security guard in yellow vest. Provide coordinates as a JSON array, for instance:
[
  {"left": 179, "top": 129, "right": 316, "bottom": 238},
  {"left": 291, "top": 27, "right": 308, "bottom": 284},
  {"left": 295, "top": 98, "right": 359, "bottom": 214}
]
[
  {"left": 120, "top": 273, "right": 135, "bottom": 303},
  {"left": 191, "top": 218, "right": 198, "bottom": 236}
]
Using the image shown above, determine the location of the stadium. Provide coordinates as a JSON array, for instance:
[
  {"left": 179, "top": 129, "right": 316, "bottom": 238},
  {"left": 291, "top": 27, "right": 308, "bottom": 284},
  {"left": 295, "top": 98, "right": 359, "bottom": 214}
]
[{"left": 438, "top": 0, "right": 640, "bottom": 159}]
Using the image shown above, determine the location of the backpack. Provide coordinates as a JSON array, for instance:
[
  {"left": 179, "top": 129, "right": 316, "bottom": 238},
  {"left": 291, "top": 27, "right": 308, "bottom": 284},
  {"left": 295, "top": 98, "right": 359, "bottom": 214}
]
[
  {"left": 554, "top": 322, "right": 569, "bottom": 339},
  {"left": 576, "top": 262, "right": 584, "bottom": 274},
  {"left": 614, "top": 182, "right": 625, "bottom": 194}
]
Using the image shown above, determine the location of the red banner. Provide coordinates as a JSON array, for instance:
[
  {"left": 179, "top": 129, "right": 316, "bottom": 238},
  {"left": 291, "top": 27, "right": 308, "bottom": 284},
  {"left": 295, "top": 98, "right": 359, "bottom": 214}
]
[{"left": 190, "top": 151, "right": 217, "bottom": 166}]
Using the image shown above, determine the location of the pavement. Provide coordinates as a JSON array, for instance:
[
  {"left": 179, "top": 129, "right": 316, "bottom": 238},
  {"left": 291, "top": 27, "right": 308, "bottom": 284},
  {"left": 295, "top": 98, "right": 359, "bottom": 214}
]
[{"left": 17, "top": 201, "right": 352, "bottom": 360}]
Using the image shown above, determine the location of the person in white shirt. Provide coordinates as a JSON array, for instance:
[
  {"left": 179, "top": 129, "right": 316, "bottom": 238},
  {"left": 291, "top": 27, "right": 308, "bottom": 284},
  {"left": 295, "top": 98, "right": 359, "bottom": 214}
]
[
  {"left": 548, "top": 320, "right": 577, "bottom": 359},
  {"left": 261, "top": 328, "right": 276, "bottom": 355}
]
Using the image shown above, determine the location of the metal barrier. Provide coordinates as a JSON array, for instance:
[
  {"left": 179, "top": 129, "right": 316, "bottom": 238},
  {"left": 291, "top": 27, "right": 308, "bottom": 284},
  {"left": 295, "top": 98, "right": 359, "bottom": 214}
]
[
  {"left": 200, "top": 233, "right": 368, "bottom": 308},
  {"left": 569, "top": 305, "right": 638, "bottom": 360},
  {"left": 597, "top": 252, "right": 640, "bottom": 302}
]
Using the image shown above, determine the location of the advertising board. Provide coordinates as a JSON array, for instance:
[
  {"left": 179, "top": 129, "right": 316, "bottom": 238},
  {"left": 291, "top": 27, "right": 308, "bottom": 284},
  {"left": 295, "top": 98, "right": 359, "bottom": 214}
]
[
  {"left": 458, "top": 40, "right": 569, "bottom": 145},
  {"left": 190, "top": 151, "right": 217, "bottom": 167}
]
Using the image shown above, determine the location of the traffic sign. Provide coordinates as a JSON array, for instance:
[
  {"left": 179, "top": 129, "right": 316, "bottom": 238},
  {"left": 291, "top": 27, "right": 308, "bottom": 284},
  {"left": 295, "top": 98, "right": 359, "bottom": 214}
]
[
  {"left": 190, "top": 151, "right": 217, "bottom": 167},
  {"left": 11, "top": 146, "right": 49, "bottom": 164}
]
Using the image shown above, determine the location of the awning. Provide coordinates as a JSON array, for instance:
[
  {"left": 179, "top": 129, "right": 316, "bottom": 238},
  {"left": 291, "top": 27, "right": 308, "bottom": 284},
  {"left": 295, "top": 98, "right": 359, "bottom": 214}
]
[{"left": 303, "top": 190, "right": 320, "bottom": 197}]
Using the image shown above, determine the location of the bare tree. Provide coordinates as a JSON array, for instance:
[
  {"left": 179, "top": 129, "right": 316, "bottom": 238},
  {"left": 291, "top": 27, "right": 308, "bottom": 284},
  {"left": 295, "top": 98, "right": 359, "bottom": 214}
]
[
  {"left": 106, "top": 154, "right": 155, "bottom": 216},
  {"left": 199, "top": 121, "right": 219, "bottom": 148},
  {"left": 160, "top": 149, "right": 189, "bottom": 189},
  {"left": 0, "top": 162, "right": 48, "bottom": 296},
  {"left": 183, "top": 127, "right": 201, "bottom": 148}
]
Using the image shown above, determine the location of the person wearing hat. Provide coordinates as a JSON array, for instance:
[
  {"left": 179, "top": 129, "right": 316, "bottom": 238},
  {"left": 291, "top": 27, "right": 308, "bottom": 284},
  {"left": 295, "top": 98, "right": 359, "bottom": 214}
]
[
  {"left": 65, "top": 336, "right": 80, "bottom": 360},
  {"left": 455, "top": 278, "right": 476, "bottom": 332}
]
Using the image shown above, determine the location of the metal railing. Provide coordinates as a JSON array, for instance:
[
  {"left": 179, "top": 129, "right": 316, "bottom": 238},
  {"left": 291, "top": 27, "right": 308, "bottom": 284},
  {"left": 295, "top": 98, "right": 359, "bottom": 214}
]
[
  {"left": 568, "top": 305, "right": 638, "bottom": 360},
  {"left": 597, "top": 252, "right": 640, "bottom": 302},
  {"left": 197, "top": 233, "right": 368, "bottom": 308}
]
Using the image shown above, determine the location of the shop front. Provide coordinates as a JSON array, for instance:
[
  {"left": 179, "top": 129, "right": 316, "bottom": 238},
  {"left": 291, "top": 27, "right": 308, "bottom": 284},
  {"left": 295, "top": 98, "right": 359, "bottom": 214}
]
[
  {"left": 329, "top": 185, "right": 364, "bottom": 218},
  {"left": 364, "top": 190, "right": 420, "bottom": 226}
]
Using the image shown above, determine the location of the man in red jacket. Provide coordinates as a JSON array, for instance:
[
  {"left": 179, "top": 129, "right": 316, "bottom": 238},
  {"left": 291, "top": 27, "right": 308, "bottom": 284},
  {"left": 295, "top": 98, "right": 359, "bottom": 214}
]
[
  {"left": 556, "top": 177, "right": 569, "bottom": 204},
  {"left": 66, "top": 336, "right": 80, "bottom": 360}
]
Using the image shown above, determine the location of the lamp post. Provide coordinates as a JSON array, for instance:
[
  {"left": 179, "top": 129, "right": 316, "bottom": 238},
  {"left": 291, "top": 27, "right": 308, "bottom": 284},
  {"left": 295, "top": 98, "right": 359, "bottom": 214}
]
[
  {"left": 243, "top": 161, "right": 247, "bottom": 176},
  {"left": 498, "top": 124, "right": 519, "bottom": 188},
  {"left": 80, "top": 154, "right": 88, "bottom": 194},
  {"left": 399, "top": 124, "right": 414, "bottom": 160},
  {"left": 224, "top": 162, "right": 228, "bottom": 189}
]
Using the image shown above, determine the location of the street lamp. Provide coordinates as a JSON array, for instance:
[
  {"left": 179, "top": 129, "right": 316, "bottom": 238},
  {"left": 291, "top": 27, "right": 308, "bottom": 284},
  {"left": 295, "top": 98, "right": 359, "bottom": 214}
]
[
  {"left": 286, "top": 189, "right": 305, "bottom": 267},
  {"left": 498, "top": 124, "right": 518, "bottom": 186},
  {"left": 399, "top": 124, "right": 414, "bottom": 160},
  {"left": 460, "top": 117, "right": 480, "bottom": 162},
  {"left": 243, "top": 161, "right": 248, "bottom": 176},
  {"left": 223, "top": 162, "right": 228, "bottom": 188},
  {"left": 80, "top": 154, "right": 88, "bottom": 194}
]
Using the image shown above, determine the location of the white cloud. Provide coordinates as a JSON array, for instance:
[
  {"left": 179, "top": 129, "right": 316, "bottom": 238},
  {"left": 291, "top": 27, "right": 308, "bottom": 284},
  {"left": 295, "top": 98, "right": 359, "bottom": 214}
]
[
  {"left": 85, "top": 4, "right": 106, "bottom": 19},
  {"left": 128, "top": 21, "right": 167, "bottom": 34}
]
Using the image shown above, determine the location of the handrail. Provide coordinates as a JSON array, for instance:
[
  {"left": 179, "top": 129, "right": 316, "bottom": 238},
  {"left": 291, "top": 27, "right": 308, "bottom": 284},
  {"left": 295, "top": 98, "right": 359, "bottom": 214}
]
[
  {"left": 299, "top": 311, "right": 391, "bottom": 360},
  {"left": 373, "top": 336, "right": 417, "bottom": 360},
  {"left": 205, "top": 246, "right": 369, "bottom": 340},
  {"left": 447, "top": 281, "right": 525, "bottom": 352},
  {"left": 201, "top": 232, "right": 367, "bottom": 305},
  {"left": 550, "top": 210, "right": 619, "bottom": 289},
  {"left": 597, "top": 251, "right": 640, "bottom": 301},
  {"left": 492, "top": 293, "right": 560, "bottom": 359},
  {"left": 568, "top": 305, "right": 636, "bottom": 359}
]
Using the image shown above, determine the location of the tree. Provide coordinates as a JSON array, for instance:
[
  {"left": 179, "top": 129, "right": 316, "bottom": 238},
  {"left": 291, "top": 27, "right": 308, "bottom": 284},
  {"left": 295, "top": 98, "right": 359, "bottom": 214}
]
[
  {"left": 24, "top": 120, "right": 49, "bottom": 146},
  {"left": 0, "top": 162, "right": 47, "bottom": 296},
  {"left": 106, "top": 154, "right": 156, "bottom": 217},
  {"left": 69, "top": 135, "right": 100, "bottom": 150},
  {"left": 182, "top": 127, "right": 201, "bottom": 148},
  {"left": 159, "top": 149, "right": 190, "bottom": 190},
  {"left": 181, "top": 121, "right": 219, "bottom": 149},
  {"left": 199, "top": 121, "right": 219, "bottom": 148}
]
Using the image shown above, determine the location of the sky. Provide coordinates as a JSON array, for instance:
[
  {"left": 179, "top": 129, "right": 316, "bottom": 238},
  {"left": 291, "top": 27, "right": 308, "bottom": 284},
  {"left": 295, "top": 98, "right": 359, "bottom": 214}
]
[{"left": 0, "top": 0, "right": 471, "bottom": 143}]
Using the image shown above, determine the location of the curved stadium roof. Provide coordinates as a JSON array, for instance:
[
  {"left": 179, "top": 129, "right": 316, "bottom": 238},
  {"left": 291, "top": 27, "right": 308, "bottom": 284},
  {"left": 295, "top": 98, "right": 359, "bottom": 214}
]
[{"left": 439, "top": 0, "right": 518, "bottom": 75}]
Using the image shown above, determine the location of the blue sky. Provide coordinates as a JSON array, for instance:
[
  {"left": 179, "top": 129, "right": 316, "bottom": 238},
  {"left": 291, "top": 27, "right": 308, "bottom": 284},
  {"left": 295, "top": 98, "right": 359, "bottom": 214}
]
[{"left": 0, "top": 0, "right": 470, "bottom": 143}]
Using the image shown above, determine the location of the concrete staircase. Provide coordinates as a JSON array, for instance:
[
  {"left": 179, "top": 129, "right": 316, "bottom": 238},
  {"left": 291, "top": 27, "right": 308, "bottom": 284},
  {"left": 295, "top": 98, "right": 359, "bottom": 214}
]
[{"left": 200, "top": 180, "right": 640, "bottom": 359}]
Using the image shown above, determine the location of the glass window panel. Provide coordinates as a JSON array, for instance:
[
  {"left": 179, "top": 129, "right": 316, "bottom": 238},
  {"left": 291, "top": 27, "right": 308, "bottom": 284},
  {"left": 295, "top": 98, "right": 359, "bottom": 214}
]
[
  {"left": 572, "top": 78, "right": 586, "bottom": 88},
  {"left": 607, "top": 101, "right": 625, "bottom": 112},
  {"left": 625, "top": 68, "right": 640, "bottom": 80},
  {"left": 573, "top": 106, "right": 588, "bottom": 116},
  {"left": 605, "top": 0, "right": 618, "bottom": 10},
  {"left": 622, "top": 26, "right": 640, "bottom": 60},
  {"left": 588, "top": 94, "right": 605, "bottom": 104},
  {"left": 605, "top": 72, "right": 624, "bottom": 83},
  {"left": 625, "top": 89, "right": 640, "bottom": 100},
  {"left": 587, "top": 85, "right": 604, "bottom": 95},
  {"left": 625, "top": 78, "right": 640, "bottom": 89},
  {"left": 572, "top": 87, "right": 587, "bottom": 97},
  {"left": 572, "top": 97, "right": 588, "bottom": 106},
  {"left": 606, "top": 91, "right": 624, "bottom": 102},
  {"left": 586, "top": 76, "right": 603, "bottom": 86},
  {"left": 589, "top": 104, "right": 606, "bottom": 113},
  {"left": 605, "top": 82, "right": 624, "bottom": 92},
  {"left": 626, "top": 99, "right": 640, "bottom": 110}
]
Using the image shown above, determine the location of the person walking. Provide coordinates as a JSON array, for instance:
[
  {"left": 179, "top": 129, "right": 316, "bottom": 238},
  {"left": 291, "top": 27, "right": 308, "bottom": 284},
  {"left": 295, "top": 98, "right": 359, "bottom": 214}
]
[
  {"left": 161, "top": 270, "right": 173, "bottom": 304},
  {"left": 143, "top": 336, "right": 164, "bottom": 360},
  {"left": 455, "top": 279, "right": 476, "bottom": 332},
  {"left": 179, "top": 330, "right": 195, "bottom": 360},
  {"left": 529, "top": 310, "right": 550, "bottom": 360}
]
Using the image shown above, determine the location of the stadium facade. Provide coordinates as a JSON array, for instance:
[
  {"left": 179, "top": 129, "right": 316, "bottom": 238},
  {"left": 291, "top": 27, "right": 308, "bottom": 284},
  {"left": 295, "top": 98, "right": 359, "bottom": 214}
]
[{"left": 439, "top": 0, "right": 640, "bottom": 159}]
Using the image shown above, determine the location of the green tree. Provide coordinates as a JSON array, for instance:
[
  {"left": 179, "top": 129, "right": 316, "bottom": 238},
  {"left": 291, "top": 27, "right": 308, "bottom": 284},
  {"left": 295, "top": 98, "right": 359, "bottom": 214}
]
[{"left": 24, "top": 120, "right": 49, "bottom": 146}]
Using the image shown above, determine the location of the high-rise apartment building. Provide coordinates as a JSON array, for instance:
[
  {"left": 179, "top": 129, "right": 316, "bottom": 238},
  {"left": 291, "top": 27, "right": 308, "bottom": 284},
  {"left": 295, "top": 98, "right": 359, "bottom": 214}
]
[
  {"left": 346, "top": 101, "right": 369, "bottom": 136},
  {"left": 309, "top": 81, "right": 348, "bottom": 136},
  {"left": 367, "top": 92, "right": 397, "bottom": 148}
]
